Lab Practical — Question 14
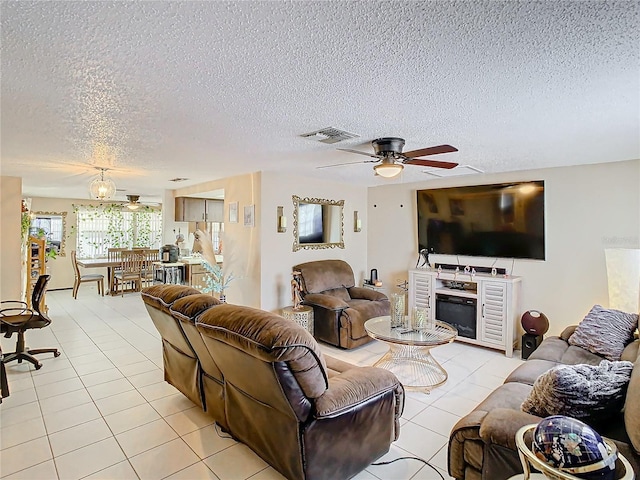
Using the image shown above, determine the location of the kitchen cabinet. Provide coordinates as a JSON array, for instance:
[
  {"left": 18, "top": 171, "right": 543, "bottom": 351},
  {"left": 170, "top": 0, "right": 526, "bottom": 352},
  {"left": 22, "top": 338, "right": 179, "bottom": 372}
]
[{"left": 175, "top": 198, "right": 224, "bottom": 222}]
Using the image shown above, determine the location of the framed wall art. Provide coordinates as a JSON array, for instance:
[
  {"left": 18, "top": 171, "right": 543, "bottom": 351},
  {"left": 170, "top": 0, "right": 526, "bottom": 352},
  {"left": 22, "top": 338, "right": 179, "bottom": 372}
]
[
  {"left": 229, "top": 202, "right": 239, "bottom": 223},
  {"left": 243, "top": 204, "right": 255, "bottom": 227}
]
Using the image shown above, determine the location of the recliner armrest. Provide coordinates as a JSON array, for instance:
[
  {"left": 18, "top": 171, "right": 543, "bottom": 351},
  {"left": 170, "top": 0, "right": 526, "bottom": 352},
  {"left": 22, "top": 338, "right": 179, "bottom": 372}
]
[
  {"left": 479, "top": 408, "right": 540, "bottom": 451},
  {"left": 348, "top": 287, "right": 388, "bottom": 302},
  {"left": 314, "top": 367, "right": 403, "bottom": 418},
  {"left": 303, "top": 293, "right": 349, "bottom": 311}
]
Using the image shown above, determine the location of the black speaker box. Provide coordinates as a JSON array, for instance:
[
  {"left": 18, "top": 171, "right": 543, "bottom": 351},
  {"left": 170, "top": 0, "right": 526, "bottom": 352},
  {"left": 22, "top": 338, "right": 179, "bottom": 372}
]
[{"left": 521, "top": 334, "right": 543, "bottom": 360}]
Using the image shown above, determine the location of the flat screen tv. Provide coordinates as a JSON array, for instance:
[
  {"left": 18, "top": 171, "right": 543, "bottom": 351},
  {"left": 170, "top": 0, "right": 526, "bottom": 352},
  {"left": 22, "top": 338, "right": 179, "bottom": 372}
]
[{"left": 417, "top": 181, "right": 545, "bottom": 260}]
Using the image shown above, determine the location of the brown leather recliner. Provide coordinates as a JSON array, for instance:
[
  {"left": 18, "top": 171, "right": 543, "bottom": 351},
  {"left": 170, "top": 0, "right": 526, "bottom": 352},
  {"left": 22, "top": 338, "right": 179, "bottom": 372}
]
[
  {"left": 141, "top": 285, "right": 405, "bottom": 480},
  {"left": 195, "top": 303, "right": 404, "bottom": 480},
  {"left": 293, "top": 259, "right": 390, "bottom": 349},
  {"left": 141, "top": 285, "right": 211, "bottom": 409}
]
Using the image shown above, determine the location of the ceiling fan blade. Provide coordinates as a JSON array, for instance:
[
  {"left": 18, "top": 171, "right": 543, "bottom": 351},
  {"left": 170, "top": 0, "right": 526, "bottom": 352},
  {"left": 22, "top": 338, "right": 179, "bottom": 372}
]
[
  {"left": 404, "top": 144, "right": 458, "bottom": 158},
  {"left": 404, "top": 158, "right": 459, "bottom": 169},
  {"left": 337, "top": 148, "right": 380, "bottom": 159},
  {"left": 317, "top": 159, "right": 378, "bottom": 169}
]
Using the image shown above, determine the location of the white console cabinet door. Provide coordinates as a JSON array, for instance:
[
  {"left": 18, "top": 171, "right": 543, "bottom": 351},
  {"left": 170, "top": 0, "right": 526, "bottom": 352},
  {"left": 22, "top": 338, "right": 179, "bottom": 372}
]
[
  {"left": 408, "top": 269, "right": 520, "bottom": 357},
  {"left": 408, "top": 270, "right": 433, "bottom": 319},
  {"left": 480, "top": 281, "right": 508, "bottom": 348}
]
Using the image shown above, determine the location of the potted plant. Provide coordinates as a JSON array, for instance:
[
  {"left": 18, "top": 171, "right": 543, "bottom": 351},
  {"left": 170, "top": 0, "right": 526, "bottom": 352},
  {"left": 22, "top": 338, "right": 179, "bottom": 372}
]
[
  {"left": 32, "top": 227, "right": 58, "bottom": 262},
  {"left": 200, "top": 261, "right": 234, "bottom": 302}
]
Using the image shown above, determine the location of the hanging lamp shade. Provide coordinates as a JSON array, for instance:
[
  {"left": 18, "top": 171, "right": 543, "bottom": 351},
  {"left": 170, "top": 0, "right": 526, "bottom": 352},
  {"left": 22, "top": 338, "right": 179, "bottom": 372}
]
[
  {"left": 89, "top": 169, "right": 116, "bottom": 199},
  {"left": 374, "top": 162, "right": 404, "bottom": 178}
]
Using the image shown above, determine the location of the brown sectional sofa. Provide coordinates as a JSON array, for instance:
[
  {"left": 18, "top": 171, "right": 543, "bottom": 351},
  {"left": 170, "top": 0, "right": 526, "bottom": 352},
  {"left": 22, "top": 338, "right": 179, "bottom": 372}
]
[
  {"left": 448, "top": 325, "right": 640, "bottom": 479},
  {"left": 141, "top": 285, "right": 405, "bottom": 480}
]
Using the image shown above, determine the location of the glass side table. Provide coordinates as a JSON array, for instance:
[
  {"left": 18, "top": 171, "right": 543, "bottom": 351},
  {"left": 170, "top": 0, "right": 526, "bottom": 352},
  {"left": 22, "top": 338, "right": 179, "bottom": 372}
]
[
  {"left": 364, "top": 316, "right": 457, "bottom": 392},
  {"left": 282, "top": 305, "right": 314, "bottom": 336}
]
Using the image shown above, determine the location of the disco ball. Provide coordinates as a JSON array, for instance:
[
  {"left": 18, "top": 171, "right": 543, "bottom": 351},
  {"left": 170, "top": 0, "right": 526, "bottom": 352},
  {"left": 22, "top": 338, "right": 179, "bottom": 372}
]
[
  {"left": 532, "top": 416, "right": 617, "bottom": 480},
  {"left": 521, "top": 310, "right": 549, "bottom": 335}
]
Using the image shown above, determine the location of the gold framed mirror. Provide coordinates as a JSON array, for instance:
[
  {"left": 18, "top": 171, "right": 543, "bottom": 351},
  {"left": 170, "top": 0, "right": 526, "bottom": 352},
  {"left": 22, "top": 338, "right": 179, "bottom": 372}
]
[
  {"left": 292, "top": 195, "right": 344, "bottom": 252},
  {"left": 31, "top": 211, "right": 67, "bottom": 257}
]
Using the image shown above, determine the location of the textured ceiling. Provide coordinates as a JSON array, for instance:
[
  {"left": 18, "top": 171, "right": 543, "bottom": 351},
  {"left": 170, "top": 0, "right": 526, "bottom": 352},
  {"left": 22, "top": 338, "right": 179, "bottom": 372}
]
[{"left": 1, "top": 1, "right": 638, "bottom": 202}]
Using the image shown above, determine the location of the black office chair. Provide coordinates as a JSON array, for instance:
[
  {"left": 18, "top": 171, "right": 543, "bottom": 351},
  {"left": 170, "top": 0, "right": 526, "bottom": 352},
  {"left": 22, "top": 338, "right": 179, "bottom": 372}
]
[{"left": 0, "top": 275, "right": 61, "bottom": 370}]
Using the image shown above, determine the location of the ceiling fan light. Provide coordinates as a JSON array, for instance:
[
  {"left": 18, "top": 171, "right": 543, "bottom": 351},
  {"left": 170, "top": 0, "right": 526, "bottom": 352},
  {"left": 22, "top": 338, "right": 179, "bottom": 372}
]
[
  {"left": 89, "top": 169, "right": 116, "bottom": 199},
  {"left": 126, "top": 194, "right": 141, "bottom": 210},
  {"left": 374, "top": 163, "right": 404, "bottom": 178}
]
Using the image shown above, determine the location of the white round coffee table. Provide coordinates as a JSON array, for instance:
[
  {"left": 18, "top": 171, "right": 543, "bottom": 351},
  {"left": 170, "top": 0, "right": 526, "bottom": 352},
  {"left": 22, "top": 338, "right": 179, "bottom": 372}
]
[{"left": 364, "top": 316, "right": 457, "bottom": 392}]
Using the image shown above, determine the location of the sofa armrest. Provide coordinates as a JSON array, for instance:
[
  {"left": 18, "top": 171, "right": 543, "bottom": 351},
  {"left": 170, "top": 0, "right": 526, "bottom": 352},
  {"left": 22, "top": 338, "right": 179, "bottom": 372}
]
[
  {"left": 314, "top": 366, "right": 403, "bottom": 419},
  {"left": 303, "top": 293, "right": 349, "bottom": 311},
  {"left": 479, "top": 408, "right": 541, "bottom": 451},
  {"left": 348, "top": 286, "right": 388, "bottom": 302},
  {"left": 560, "top": 325, "right": 578, "bottom": 341},
  {"left": 448, "top": 410, "right": 488, "bottom": 479}
]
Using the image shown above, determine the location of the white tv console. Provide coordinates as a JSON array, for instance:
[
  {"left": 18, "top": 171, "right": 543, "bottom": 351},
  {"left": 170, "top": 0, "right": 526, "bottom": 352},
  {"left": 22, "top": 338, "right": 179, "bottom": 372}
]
[{"left": 408, "top": 268, "right": 522, "bottom": 357}]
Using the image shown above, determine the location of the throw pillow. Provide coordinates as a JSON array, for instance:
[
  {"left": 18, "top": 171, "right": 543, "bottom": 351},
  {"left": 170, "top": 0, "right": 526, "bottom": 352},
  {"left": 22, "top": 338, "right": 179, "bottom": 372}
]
[
  {"left": 568, "top": 305, "right": 638, "bottom": 361},
  {"left": 521, "top": 360, "right": 633, "bottom": 420},
  {"left": 322, "top": 287, "right": 351, "bottom": 302}
]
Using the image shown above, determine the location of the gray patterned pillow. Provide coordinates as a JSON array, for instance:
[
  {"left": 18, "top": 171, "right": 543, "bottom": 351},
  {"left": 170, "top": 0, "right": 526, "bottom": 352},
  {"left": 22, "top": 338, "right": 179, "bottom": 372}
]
[
  {"left": 568, "top": 305, "right": 638, "bottom": 361},
  {"left": 521, "top": 360, "right": 633, "bottom": 420}
]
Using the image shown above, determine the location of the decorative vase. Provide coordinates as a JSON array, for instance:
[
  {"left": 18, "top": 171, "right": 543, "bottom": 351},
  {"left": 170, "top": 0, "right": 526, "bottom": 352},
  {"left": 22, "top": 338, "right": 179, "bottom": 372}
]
[
  {"left": 411, "top": 307, "right": 432, "bottom": 331},
  {"left": 390, "top": 292, "right": 405, "bottom": 328}
]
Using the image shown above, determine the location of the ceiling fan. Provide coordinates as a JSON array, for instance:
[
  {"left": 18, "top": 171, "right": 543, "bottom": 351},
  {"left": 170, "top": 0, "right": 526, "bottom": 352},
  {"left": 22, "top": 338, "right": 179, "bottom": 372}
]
[
  {"left": 124, "top": 195, "right": 142, "bottom": 210},
  {"left": 319, "top": 137, "right": 459, "bottom": 178}
]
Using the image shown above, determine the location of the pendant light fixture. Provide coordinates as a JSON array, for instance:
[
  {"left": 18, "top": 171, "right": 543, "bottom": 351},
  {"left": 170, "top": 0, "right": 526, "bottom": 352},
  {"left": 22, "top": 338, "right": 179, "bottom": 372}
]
[{"left": 89, "top": 168, "right": 116, "bottom": 200}]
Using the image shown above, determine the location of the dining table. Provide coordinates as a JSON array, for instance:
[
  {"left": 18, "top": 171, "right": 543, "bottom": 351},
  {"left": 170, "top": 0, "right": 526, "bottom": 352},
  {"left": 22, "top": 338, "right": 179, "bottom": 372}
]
[{"left": 75, "top": 258, "right": 124, "bottom": 296}]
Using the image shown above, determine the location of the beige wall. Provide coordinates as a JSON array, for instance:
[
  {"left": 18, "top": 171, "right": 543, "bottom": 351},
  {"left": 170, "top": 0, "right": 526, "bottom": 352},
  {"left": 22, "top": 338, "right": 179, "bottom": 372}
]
[
  {"left": 174, "top": 173, "right": 262, "bottom": 308},
  {"left": 259, "top": 172, "right": 369, "bottom": 312},
  {"left": 1, "top": 176, "right": 23, "bottom": 301},
  {"left": 175, "top": 171, "right": 369, "bottom": 312},
  {"left": 368, "top": 159, "right": 640, "bottom": 337}
]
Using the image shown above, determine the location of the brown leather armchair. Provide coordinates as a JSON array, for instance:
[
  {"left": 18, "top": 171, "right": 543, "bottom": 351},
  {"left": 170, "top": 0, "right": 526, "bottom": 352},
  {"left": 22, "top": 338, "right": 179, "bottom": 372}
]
[{"left": 293, "top": 260, "right": 390, "bottom": 349}]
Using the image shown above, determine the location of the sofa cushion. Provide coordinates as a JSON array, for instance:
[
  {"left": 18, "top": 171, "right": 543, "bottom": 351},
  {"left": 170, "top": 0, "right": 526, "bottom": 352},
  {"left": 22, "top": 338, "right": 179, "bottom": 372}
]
[
  {"left": 568, "top": 305, "right": 638, "bottom": 361},
  {"left": 196, "top": 304, "right": 329, "bottom": 398},
  {"left": 521, "top": 360, "right": 633, "bottom": 421},
  {"left": 322, "top": 287, "right": 351, "bottom": 302},
  {"left": 170, "top": 294, "right": 221, "bottom": 321},
  {"left": 293, "top": 260, "right": 355, "bottom": 294},
  {"left": 141, "top": 285, "right": 201, "bottom": 314},
  {"left": 504, "top": 359, "right": 559, "bottom": 385}
]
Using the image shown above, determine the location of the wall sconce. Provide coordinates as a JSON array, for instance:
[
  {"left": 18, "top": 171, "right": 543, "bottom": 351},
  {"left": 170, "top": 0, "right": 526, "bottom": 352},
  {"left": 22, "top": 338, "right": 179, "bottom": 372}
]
[
  {"left": 354, "top": 211, "right": 362, "bottom": 232},
  {"left": 277, "top": 206, "right": 287, "bottom": 233}
]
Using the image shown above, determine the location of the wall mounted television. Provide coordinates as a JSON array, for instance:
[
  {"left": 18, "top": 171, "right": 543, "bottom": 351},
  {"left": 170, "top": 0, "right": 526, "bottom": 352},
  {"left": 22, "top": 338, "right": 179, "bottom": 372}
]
[{"left": 416, "top": 181, "right": 545, "bottom": 260}]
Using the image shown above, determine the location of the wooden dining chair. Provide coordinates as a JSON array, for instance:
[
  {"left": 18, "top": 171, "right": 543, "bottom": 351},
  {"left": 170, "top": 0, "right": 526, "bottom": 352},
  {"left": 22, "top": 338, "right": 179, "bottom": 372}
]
[
  {"left": 71, "top": 250, "right": 104, "bottom": 299},
  {"left": 107, "top": 248, "right": 127, "bottom": 291},
  {"left": 112, "top": 250, "right": 144, "bottom": 295},
  {"left": 142, "top": 249, "right": 160, "bottom": 286}
]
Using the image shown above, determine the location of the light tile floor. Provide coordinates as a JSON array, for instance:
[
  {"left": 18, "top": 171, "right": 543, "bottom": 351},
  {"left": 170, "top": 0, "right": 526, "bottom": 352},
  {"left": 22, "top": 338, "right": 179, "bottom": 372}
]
[{"left": 0, "top": 289, "right": 523, "bottom": 480}]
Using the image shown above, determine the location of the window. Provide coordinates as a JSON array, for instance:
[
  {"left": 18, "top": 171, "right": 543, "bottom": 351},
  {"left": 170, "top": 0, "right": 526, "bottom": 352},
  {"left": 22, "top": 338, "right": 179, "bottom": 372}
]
[{"left": 74, "top": 204, "right": 162, "bottom": 258}]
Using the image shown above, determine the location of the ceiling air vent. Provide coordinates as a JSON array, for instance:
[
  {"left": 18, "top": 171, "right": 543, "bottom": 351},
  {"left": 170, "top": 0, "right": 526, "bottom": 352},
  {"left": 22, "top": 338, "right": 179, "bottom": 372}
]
[
  {"left": 169, "top": 178, "right": 189, "bottom": 182},
  {"left": 300, "top": 127, "right": 359, "bottom": 144}
]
